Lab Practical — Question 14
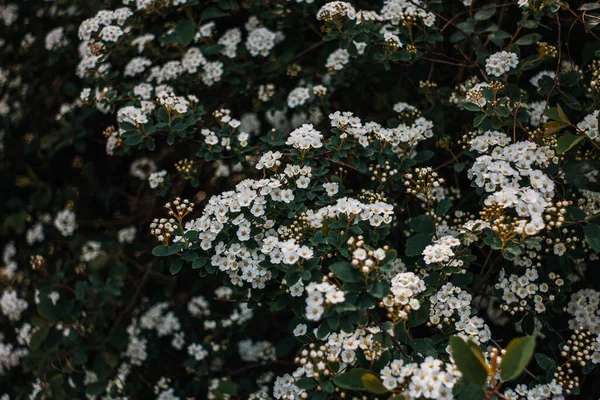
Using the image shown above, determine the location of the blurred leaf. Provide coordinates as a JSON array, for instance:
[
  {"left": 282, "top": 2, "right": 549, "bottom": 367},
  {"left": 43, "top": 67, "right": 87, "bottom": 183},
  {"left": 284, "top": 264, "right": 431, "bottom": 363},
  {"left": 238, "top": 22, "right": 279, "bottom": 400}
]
[
  {"left": 175, "top": 20, "right": 195, "bottom": 47},
  {"left": 499, "top": 336, "right": 536, "bottom": 381},
  {"left": 449, "top": 336, "right": 489, "bottom": 386}
]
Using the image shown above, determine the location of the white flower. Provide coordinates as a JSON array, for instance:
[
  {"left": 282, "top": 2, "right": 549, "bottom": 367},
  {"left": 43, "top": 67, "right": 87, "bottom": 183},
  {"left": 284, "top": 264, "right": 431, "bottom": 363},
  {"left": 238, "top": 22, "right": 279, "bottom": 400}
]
[
  {"left": 287, "top": 87, "right": 310, "bottom": 108},
  {"left": 54, "top": 209, "right": 77, "bottom": 236},
  {"left": 246, "top": 27, "right": 277, "bottom": 57},
  {"left": 293, "top": 323, "right": 307, "bottom": 336}
]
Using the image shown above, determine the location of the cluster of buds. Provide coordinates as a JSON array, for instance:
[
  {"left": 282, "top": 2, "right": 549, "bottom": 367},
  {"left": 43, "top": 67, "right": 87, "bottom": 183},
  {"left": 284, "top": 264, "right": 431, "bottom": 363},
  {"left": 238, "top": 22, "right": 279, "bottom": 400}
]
[
  {"left": 394, "top": 103, "right": 421, "bottom": 124},
  {"left": 527, "top": 127, "right": 558, "bottom": 151},
  {"left": 279, "top": 212, "right": 310, "bottom": 242},
  {"left": 312, "top": 85, "right": 327, "bottom": 97},
  {"left": 357, "top": 189, "right": 392, "bottom": 205},
  {"left": 286, "top": 64, "right": 302, "bottom": 77},
  {"left": 404, "top": 167, "right": 445, "bottom": 203},
  {"left": 575, "top": 147, "right": 595, "bottom": 162},
  {"left": 489, "top": 80, "right": 505, "bottom": 93},
  {"left": 102, "top": 125, "right": 116, "bottom": 139},
  {"left": 165, "top": 197, "right": 194, "bottom": 221},
  {"left": 102, "top": 125, "right": 122, "bottom": 151},
  {"left": 590, "top": 60, "right": 600, "bottom": 91},
  {"left": 294, "top": 343, "right": 334, "bottom": 379},
  {"left": 75, "top": 263, "right": 87, "bottom": 275},
  {"left": 537, "top": 41, "right": 558, "bottom": 60},
  {"left": 450, "top": 76, "right": 481, "bottom": 106},
  {"left": 30, "top": 255, "right": 45, "bottom": 270},
  {"left": 466, "top": 87, "right": 485, "bottom": 107},
  {"left": 384, "top": 32, "right": 402, "bottom": 50},
  {"left": 87, "top": 40, "right": 103, "bottom": 56},
  {"left": 347, "top": 235, "right": 389, "bottom": 275},
  {"left": 405, "top": 44, "right": 417, "bottom": 55},
  {"left": 175, "top": 158, "right": 194, "bottom": 179},
  {"left": 258, "top": 83, "right": 276, "bottom": 102},
  {"left": 543, "top": 199, "right": 571, "bottom": 230},
  {"left": 555, "top": 328, "right": 594, "bottom": 394},
  {"left": 368, "top": 160, "right": 398, "bottom": 183},
  {"left": 480, "top": 202, "right": 520, "bottom": 243},
  {"left": 419, "top": 80, "right": 438, "bottom": 89},
  {"left": 150, "top": 217, "right": 177, "bottom": 244}
]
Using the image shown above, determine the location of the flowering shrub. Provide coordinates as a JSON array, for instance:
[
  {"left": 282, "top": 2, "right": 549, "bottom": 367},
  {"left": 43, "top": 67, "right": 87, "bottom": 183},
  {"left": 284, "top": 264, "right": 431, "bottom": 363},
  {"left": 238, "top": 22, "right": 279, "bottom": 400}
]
[{"left": 4, "top": 0, "right": 600, "bottom": 398}]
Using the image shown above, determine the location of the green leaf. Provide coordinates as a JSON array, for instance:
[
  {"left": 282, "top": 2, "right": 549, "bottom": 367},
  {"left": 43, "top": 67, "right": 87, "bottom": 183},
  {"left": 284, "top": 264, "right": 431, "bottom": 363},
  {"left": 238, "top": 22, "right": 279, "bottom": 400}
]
[
  {"left": 192, "top": 257, "right": 208, "bottom": 269},
  {"left": 436, "top": 198, "right": 452, "bottom": 215},
  {"left": 361, "top": 373, "right": 388, "bottom": 394},
  {"left": 333, "top": 368, "right": 370, "bottom": 390},
  {"left": 170, "top": 258, "right": 183, "bottom": 275},
  {"left": 463, "top": 102, "right": 482, "bottom": 112},
  {"left": 296, "top": 378, "right": 318, "bottom": 390},
  {"left": 86, "top": 382, "right": 106, "bottom": 396},
  {"left": 152, "top": 245, "right": 170, "bottom": 256},
  {"left": 515, "top": 33, "right": 543, "bottom": 46},
  {"left": 175, "top": 20, "right": 195, "bottom": 48},
  {"left": 453, "top": 379, "right": 487, "bottom": 400},
  {"left": 218, "top": 380, "right": 238, "bottom": 396},
  {"left": 405, "top": 233, "right": 433, "bottom": 257},
  {"left": 410, "top": 214, "right": 434, "bottom": 234},
  {"left": 521, "top": 20, "right": 540, "bottom": 29},
  {"left": 543, "top": 104, "right": 570, "bottom": 124},
  {"left": 556, "top": 134, "right": 584, "bottom": 154},
  {"left": 367, "top": 280, "right": 388, "bottom": 298},
  {"left": 202, "top": 6, "right": 227, "bottom": 20},
  {"left": 489, "top": 30, "right": 512, "bottom": 40},
  {"left": 473, "top": 114, "right": 486, "bottom": 127},
  {"left": 29, "top": 325, "right": 49, "bottom": 350},
  {"left": 474, "top": 8, "right": 496, "bottom": 21},
  {"left": 449, "top": 336, "right": 489, "bottom": 386},
  {"left": 329, "top": 261, "right": 363, "bottom": 283},
  {"left": 411, "top": 338, "right": 437, "bottom": 357},
  {"left": 499, "top": 336, "right": 536, "bottom": 381},
  {"left": 535, "top": 353, "right": 556, "bottom": 371},
  {"left": 579, "top": 3, "right": 600, "bottom": 10},
  {"left": 584, "top": 223, "right": 600, "bottom": 252}
]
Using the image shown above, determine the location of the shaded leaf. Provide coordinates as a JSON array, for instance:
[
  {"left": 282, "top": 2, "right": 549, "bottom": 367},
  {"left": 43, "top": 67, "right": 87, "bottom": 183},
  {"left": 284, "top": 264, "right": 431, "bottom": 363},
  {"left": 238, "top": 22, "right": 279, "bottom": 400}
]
[
  {"left": 333, "top": 368, "right": 370, "bottom": 390},
  {"left": 584, "top": 223, "right": 600, "bottom": 252},
  {"left": 361, "top": 373, "right": 388, "bottom": 394},
  {"left": 449, "top": 336, "right": 488, "bottom": 386},
  {"left": 329, "top": 261, "right": 363, "bottom": 283}
]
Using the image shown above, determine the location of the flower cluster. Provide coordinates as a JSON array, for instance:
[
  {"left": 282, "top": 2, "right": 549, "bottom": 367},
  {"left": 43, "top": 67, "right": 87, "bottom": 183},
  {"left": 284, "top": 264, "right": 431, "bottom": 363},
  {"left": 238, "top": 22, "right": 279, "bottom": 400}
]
[
  {"left": 485, "top": 51, "right": 519, "bottom": 77},
  {"left": 468, "top": 131, "right": 555, "bottom": 236},
  {"left": 4, "top": 0, "right": 600, "bottom": 398},
  {"left": 382, "top": 272, "right": 426, "bottom": 320},
  {"left": 380, "top": 357, "right": 460, "bottom": 399},
  {"left": 429, "top": 283, "right": 492, "bottom": 344}
]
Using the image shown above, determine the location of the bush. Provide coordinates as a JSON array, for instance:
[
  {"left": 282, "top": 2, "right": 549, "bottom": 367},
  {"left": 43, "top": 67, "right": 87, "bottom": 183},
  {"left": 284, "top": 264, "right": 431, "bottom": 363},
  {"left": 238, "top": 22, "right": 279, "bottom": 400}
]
[{"left": 2, "top": 0, "right": 600, "bottom": 398}]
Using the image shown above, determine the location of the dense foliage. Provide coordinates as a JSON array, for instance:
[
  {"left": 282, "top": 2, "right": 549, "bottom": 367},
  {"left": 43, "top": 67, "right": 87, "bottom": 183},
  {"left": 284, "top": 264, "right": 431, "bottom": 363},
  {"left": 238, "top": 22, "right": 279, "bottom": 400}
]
[{"left": 3, "top": 0, "right": 600, "bottom": 398}]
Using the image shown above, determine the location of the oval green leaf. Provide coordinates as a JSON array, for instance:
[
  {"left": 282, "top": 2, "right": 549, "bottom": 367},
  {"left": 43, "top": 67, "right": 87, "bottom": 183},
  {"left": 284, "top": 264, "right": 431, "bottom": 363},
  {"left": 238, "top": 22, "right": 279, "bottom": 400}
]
[{"left": 499, "top": 336, "right": 536, "bottom": 381}]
